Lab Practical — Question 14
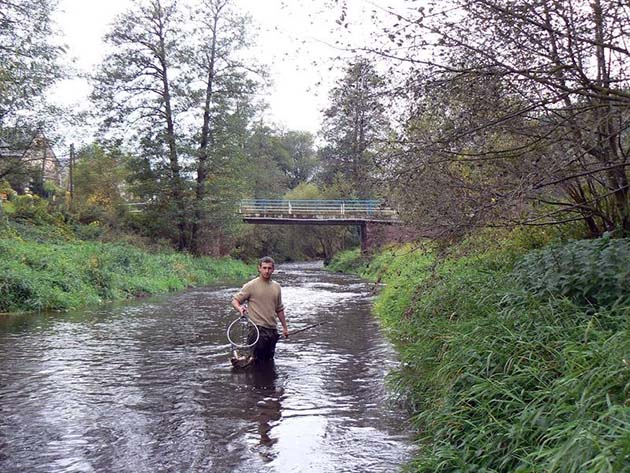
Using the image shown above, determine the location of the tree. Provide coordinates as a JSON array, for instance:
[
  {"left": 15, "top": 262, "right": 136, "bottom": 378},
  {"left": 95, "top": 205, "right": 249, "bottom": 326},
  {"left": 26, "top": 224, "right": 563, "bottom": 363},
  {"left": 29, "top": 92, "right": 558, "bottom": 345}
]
[
  {"left": 92, "top": 0, "right": 265, "bottom": 254},
  {"left": 187, "top": 0, "right": 262, "bottom": 254},
  {"left": 72, "top": 144, "right": 129, "bottom": 226},
  {"left": 91, "top": 0, "right": 188, "bottom": 249},
  {"left": 277, "top": 130, "right": 318, "bottom": 189},
  {"left": 0, "top": 0, "right": 64, "bottom": 127},
  {"left": 370, "top": 0, "right": 630, "bottom": 238},
  {"left": 244, "top": 124, "right": 293, "bottom": 198},
  {"left": 320, "top": 57, "right": 390, "bottom": 198},
  {"left": 0, "top": 0, "right": 64, "bottom": 190}
]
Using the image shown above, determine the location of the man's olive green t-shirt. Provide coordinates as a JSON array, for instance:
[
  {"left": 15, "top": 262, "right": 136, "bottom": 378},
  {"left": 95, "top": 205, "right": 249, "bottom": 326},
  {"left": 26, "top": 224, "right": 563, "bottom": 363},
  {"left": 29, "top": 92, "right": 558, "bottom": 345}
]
[{"left": 232, "top": 277, "right": 284, "bottom": 328}]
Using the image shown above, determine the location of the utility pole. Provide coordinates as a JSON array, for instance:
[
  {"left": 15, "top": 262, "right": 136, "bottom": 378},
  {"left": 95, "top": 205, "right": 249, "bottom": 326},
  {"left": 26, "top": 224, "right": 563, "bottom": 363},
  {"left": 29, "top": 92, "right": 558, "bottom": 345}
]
[{"left": 68, "top": 143, "right": 75, "bottom": 209}]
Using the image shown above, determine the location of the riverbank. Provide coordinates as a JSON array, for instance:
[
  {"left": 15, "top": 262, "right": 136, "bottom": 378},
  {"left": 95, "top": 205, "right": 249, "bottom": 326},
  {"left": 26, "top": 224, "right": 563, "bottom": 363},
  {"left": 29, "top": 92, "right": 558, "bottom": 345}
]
[
  {"left": 328, "top": 231, "right": 630, "bottom": 472},
  {"left": 0, "top": 223, "right": 253, "bottom": 313}
]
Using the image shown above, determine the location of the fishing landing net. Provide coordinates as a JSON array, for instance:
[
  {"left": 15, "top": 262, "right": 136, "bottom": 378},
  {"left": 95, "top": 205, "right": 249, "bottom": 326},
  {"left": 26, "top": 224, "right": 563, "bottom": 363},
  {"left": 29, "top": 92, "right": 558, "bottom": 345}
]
[{"left": 226, "top": 314, "right": 259, "bottom": 368}]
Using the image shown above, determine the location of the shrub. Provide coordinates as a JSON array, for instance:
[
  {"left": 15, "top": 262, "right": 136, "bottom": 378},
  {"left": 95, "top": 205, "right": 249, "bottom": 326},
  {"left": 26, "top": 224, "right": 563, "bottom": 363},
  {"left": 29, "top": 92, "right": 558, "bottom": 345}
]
[
  {"left": 11, "top": 195, "right": 55, "bottom": 224},
  {"left": 326, "top": 248, "right": 368, "bottom": 273}
]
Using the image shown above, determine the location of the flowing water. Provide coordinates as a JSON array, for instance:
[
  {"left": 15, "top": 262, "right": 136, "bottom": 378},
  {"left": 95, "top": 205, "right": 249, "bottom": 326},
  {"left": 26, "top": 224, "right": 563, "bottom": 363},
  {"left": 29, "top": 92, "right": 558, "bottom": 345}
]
[{"left": 0, "top": 261, "right": 414, "bottom": 472}]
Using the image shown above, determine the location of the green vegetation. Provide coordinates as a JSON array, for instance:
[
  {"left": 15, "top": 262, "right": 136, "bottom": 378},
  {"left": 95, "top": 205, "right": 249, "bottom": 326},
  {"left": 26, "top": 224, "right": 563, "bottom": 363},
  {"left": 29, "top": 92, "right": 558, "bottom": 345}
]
[
  {"left": 329, "top": 233, "right": 630, "bottom": 472},
  {"left": 0, "top": 218, "right": 253, "bottom": 313}
]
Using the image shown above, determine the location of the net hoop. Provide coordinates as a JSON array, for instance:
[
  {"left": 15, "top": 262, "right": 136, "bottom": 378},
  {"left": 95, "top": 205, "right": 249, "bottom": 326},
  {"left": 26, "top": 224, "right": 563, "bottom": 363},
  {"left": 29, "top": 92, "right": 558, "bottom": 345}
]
[{"left": 227, "top": 316, "right": 259, "bottom": 349}]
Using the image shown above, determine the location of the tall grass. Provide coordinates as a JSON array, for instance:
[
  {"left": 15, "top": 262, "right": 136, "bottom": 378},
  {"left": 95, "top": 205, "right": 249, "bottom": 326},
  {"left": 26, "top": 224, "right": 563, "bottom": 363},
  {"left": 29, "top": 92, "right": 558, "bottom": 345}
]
[
  {"left": 0, "top": 238, "right": 253, "bottom": 313},
  {"left": 330, "top": 236, "right": 630, "bottom": 471}
]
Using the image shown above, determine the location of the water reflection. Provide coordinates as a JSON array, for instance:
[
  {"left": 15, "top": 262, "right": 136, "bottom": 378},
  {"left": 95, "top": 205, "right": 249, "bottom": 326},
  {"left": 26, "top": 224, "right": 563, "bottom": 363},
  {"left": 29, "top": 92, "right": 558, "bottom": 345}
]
[
  {"left": 231, "top": 360, "right": 281, "bottom": 450},
  {"left": 0, "top": 262, "right": 414, "bottom": 473}
]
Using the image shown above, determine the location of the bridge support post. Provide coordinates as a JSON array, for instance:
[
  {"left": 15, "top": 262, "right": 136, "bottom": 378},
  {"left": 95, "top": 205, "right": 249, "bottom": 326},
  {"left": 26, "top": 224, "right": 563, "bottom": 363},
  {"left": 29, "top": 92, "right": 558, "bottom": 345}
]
[{"left": 359, "top": 223, "right": 368, "bottom": 255}]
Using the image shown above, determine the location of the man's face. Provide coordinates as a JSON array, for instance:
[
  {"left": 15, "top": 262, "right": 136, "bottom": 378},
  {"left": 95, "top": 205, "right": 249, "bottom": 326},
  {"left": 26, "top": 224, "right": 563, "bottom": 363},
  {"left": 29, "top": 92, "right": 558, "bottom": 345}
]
[{"left": 259, "top": 262, "right": 274, "bottom": 280}]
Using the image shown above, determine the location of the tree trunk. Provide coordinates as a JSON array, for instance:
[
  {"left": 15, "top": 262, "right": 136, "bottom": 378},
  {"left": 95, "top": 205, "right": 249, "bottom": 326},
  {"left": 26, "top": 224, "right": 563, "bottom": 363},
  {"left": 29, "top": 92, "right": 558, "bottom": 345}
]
[
  {"left": 157, "top": 3, "right": 187, "bottom": 251},
  {"left": 191, "top": 8, "right": 220, "bottom": 255}
]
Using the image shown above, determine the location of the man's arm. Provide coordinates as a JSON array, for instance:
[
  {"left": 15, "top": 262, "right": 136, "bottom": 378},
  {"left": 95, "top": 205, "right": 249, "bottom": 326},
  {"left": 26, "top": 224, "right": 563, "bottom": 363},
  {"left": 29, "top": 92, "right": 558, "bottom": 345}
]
[
  {"left": 232, "top": 297, "right": 248, "bottom": 316},
  {"left": 277, "top": 310, "right": 288, "bottom": 338}
]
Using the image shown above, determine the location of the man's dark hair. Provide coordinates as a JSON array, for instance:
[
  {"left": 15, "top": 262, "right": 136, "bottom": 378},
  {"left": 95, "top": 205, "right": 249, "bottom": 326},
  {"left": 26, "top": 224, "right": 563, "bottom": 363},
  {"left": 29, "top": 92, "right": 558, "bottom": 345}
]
[{"left": 259, "top": 256, "right": 275, "bottom": 267}]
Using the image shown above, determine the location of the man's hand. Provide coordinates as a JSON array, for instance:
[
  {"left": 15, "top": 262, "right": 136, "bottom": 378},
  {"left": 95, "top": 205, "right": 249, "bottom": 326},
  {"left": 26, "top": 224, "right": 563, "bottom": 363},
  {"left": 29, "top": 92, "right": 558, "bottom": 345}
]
[{"left": 277, "top": 309, "right": 288, "bottom": 338}]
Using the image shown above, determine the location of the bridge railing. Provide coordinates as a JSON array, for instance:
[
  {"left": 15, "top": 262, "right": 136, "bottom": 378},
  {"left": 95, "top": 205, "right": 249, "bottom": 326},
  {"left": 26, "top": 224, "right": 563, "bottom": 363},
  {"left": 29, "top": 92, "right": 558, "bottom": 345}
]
[{"left": 238, "top": 199, "right": 398, "bottom": 220}]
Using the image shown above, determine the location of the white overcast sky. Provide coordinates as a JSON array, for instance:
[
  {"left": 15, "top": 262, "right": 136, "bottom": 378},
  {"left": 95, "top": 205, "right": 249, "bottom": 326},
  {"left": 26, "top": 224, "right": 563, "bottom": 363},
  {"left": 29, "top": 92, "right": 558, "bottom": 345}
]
[{"left": 49, "top": 0, "right": 404, "bottom": 146}]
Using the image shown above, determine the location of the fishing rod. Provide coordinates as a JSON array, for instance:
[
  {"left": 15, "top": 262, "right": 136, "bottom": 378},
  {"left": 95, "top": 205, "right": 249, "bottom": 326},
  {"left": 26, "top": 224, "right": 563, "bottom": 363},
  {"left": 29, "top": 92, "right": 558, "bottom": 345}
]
[
  {"left": 227, "top": 318, "right": 326, "bottom": 346},
  {"left": 285, "top": 321, "right": 327, "bottom": 338},
  {"left": 227, "top": 315, "right": 326, "bottom": 369}
]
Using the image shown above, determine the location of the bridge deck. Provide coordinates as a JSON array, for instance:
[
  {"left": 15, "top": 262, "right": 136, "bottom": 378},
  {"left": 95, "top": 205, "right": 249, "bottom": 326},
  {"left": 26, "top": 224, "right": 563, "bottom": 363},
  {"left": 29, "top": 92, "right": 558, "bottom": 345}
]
[{"left": 238, "top": 199, "right": 400, "bottom": 224}]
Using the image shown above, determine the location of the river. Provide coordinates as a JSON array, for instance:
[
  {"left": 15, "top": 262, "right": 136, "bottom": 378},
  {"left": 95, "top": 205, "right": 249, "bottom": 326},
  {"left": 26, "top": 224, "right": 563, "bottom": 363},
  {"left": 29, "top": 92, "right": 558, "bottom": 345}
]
[{"left": 0, "top": 261, "right": 414, "bottom": 472}]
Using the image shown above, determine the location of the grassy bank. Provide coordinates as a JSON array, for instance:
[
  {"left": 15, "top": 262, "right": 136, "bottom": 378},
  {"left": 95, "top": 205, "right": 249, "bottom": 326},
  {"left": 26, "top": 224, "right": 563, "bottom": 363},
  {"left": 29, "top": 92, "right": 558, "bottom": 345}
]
[
  {"left": 0, "top": 227, "right": 253, "bottom": 313},
  {"left": 329, "top": 235, "right": 630, "bottom": 472}
]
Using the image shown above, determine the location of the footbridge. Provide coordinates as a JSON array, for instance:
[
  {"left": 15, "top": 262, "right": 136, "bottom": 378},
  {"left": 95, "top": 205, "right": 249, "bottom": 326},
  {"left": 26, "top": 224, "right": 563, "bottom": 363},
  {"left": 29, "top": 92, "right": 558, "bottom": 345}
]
[{"left": 238, "top": 199, "right": 400, "bottom": 253}]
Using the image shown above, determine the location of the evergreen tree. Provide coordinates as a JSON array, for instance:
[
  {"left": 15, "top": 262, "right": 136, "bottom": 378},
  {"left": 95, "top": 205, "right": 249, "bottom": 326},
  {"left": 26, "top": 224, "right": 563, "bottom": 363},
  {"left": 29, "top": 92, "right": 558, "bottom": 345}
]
[{"left": 320, "top": 58, "right": 389, "bottom": 198}]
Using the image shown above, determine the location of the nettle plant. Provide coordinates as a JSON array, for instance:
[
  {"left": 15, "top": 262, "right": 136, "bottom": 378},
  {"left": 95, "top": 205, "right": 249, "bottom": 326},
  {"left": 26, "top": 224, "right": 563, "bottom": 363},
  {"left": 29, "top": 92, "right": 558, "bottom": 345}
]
[{"left": 514, "top": 236, "right": 630, "bottom": 309}]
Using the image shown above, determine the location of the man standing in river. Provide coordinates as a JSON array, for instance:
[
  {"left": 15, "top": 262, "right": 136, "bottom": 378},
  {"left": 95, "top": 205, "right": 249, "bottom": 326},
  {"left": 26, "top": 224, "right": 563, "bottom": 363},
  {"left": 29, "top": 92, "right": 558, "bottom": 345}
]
[{"left": 232, "top": 256, "right": 288, "bottom": 363}]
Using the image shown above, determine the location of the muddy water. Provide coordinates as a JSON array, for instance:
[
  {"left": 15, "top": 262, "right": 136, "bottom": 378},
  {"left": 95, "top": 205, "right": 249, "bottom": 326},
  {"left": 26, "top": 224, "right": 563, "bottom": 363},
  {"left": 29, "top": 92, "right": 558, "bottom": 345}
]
[{"left": 0, "top": 261, "right": 414, "bottom": 472}]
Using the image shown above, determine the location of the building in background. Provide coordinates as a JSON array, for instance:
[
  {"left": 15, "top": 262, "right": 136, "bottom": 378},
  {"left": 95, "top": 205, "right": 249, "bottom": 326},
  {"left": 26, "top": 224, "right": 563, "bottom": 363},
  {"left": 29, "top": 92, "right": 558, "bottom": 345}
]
[{"left": 0, "top": 129, "right": 62, "bottom": 195}]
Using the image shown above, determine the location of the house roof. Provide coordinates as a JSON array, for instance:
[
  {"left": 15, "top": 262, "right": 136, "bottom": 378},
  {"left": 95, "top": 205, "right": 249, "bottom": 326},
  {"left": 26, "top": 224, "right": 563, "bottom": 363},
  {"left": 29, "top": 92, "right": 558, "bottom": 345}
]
[{"left": 0, "top": 130, "right": 58, "bottom": 162}]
